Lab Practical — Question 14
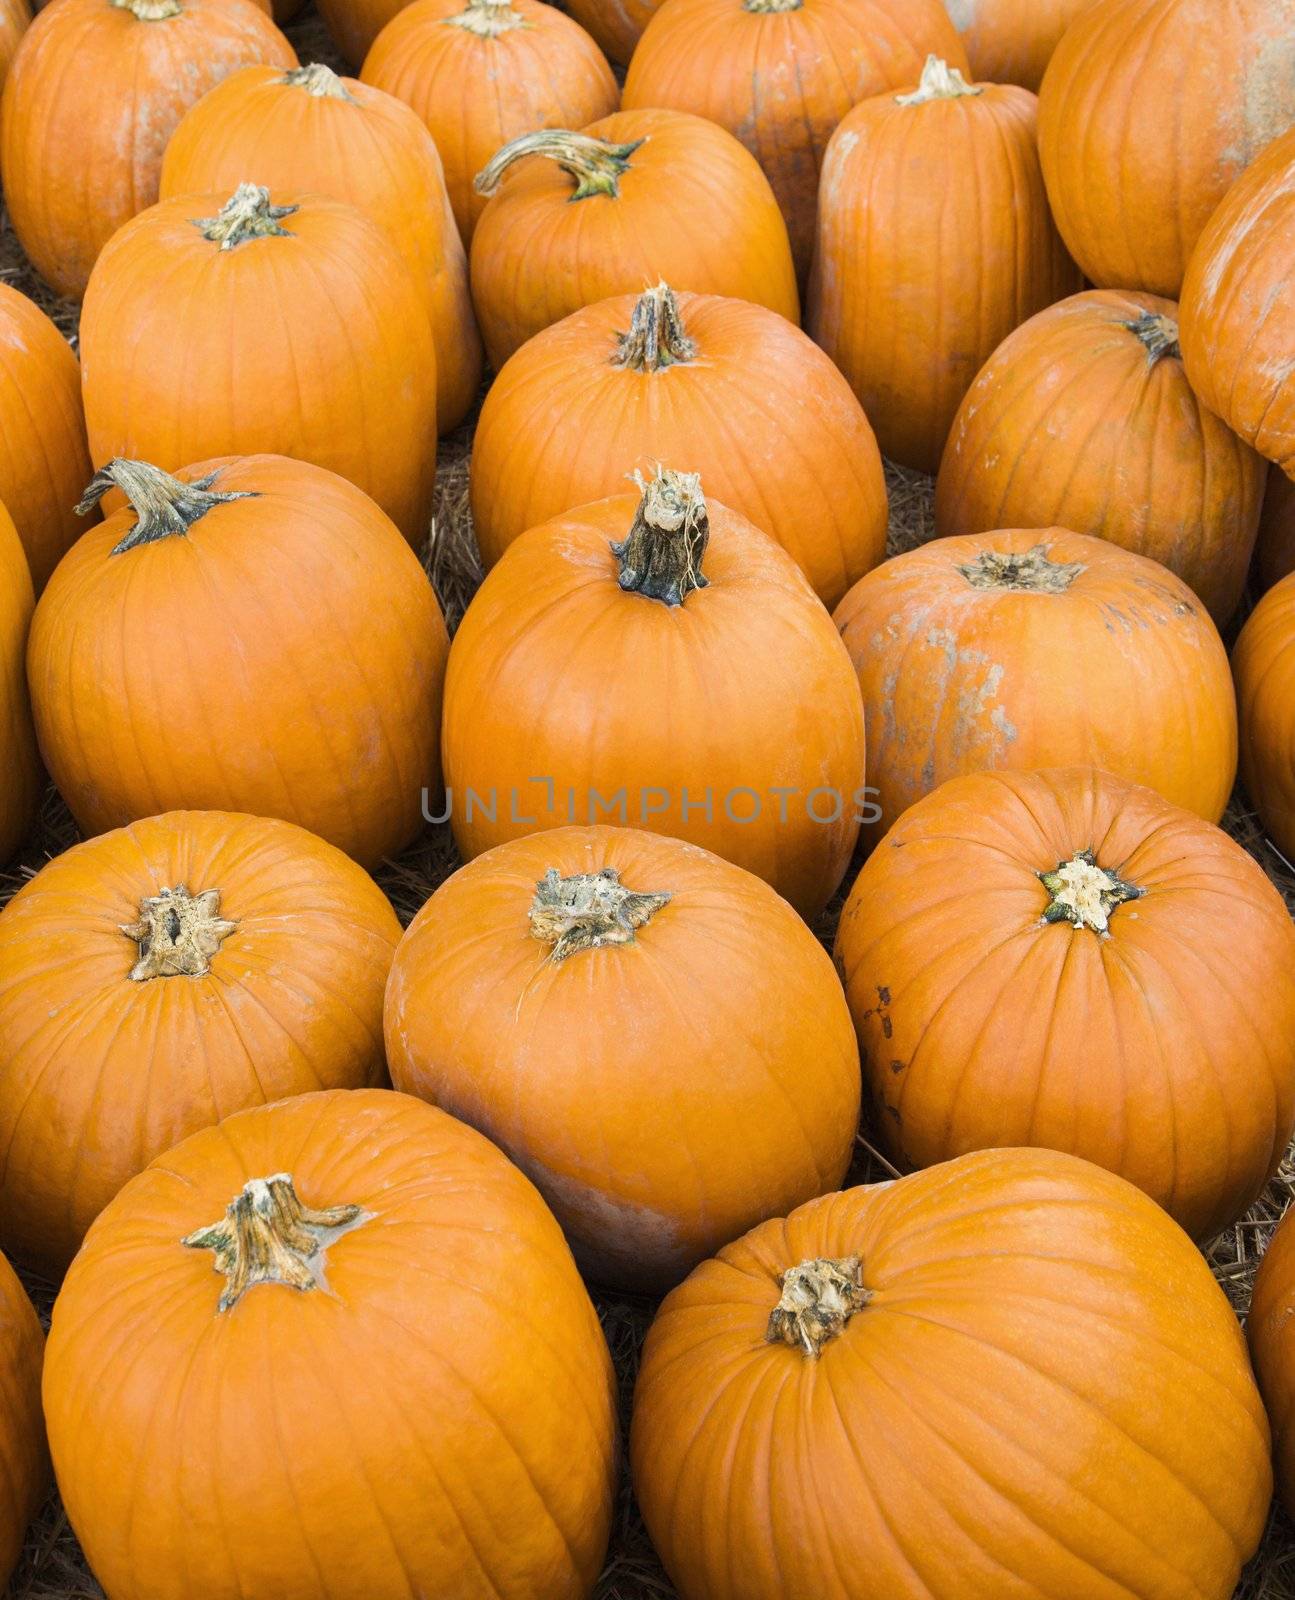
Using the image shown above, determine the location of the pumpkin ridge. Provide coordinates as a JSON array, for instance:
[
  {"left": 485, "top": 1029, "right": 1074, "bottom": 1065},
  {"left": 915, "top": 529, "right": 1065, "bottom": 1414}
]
[
  {"left": 611, "top": 465, "right": 710, "bottom": 605},
  {"left": 474, "top": 128, "right": 645, "bottom": 202},
  {"left": 529, "top": 866, "right": 671, "bottom": 961}
]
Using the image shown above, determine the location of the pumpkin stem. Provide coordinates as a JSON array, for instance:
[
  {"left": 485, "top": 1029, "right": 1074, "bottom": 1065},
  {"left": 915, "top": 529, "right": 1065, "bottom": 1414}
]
[
  {"left": 193, "top": 183, "right": 298, "bottom": 250},
  {"left": 119, "top": 886, "right": 237, "bottom": 981},
  {"left": 613, "top": 283, "right": 697, "bottom": 373},
  {"left": 474, "top": 129, "right": 644, "bottom": 202},
  {"left": 956, "top": 543, "right": 1085, "bottom": 593},
  {"left": 743, "top": 0, "right": 802, "bottom": 11},
  {"left": 280, "top": 63, "right": 358, "bottom": 101},
  {"left": 1039, "top": 850, "right": 1143, "bottom": 936},
  {"left": 767, "top": 1256, "right": 869, "bottom": 1358},
  {"left": 111, "top": 0, "right": 183, "bottom": 18},
  {"left": 529, "top": 867, "right": 671, "bottom": 962},
  {"left": 77, "top": 459, "right": 257, "bottom": 555},
  {"left": 895, "top": 55, "right": 983, "bottom": 104},
  {"left": 183, "top": 1174, "right": 368, "bottom": 1313},
  {"left": 1124, "top": 312, "right": 1181, "bottom": 365},
  {"left": 444, "top": 0, "right": 528, "bottom": 34},
  {"left": 612, "top": 465, "right": 709, "bottom": 606}
]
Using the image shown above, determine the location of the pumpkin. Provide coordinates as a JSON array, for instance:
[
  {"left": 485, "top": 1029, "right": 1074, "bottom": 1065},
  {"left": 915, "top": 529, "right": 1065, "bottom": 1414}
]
[
  {"left": 935, "top": 290, "right": 1265, "bottom": 626},
  {"left": 443, "top": 468, "right": 864, "bottom": 918},
  {"left": 386, "top": 825, "right": 861, "bottom": 1293},
  {"left": 160, "top": 63, "right": 482, "bottom": 435},
  {"left": 0, "top": 0, "right": 29, "bottom": 92},
  {"left": 470, "top": 283, "right": 887, "bottom": 608},
  {"left": 630, "top": 1147, "right": 1272, "bottom": 1600},
  {"left": 0, "top": 809, "right": 402, "bottom": 1275},
  {"left": 28, "top": 456, "right": 448, "bottom": 869},
  {"left": 0, "top": 0, "right": 295, "bottom": 300},
  {"left": 561, "top": 0, "right": 649, "bottom": 63},
  {"left": 0, "top": 1252, "right": 45, "bottom": 1590},
  {"left": 1249, "top": 1208, "right": 1295, "bottom": 1518},
  {"left": 808, "top": 57, "right": 1078, "bottom": 474},
  {"left": 44, "top": 1088, "right": 617, "bottom": 1600},
  {"left": 470, "top": 109, "right": 799, "bottom": 369},
  {"left": 834, "top": 527, "right": 1237, "bottom": 834},
  {"left": 945, "top": 0, "right": 1098, "bottom": 90},
  {"left": 621, "top": 0, "right": 968, "bottom": 279},
  {"left": 361, "top": 0, "right": 618, "bottom": 247},
  {"left": 1037, "top": 0, "right": 1295, "bottom": 299},
  {"left": 1258, "top": 467, "right": 1295, "bottom": 594},
  {"left": 80, "top": 184, "right": 438, "bottom": 545},
  {"left": 0, "top": 502, "right": 38, "bottom": 867},
  {"left": 1233, "top": 572, "right": 1295, "bottom": 865}
]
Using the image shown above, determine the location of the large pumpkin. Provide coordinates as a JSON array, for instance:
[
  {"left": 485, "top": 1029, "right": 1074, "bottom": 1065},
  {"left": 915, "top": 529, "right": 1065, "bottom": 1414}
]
[
  {"left": 470, "top": 283, "right": 887, "bottom": 608},
  {"left": 1258, "top": 468, "right": 1295, "bottom": 594},
  {"left": 0, "top": 809, "right": 402, "bottom": 1275},
  {"left": 631, "top": 1147, "right": 1272, "bottom": 1600},
  {"left": 470, "top": 109, "right": 799, "bottom": 369},
  {"left": 443, "top": 468, "right": 865, "bottom": 918},
  {"left": 386, "top": 825, "right": 860, "bottom": 1293},
  {"left": 808, "top": 57, "right": 1078, "bottom": 474},
  {"left": 1249, "top": 1209, "right": 1295, "bottom": 1518},
  {"left": 0, "top": 1253, "right": 45, "bottom": 1590},
  {"left": 945, "top": 0, "right": 1098, "bottom": 89},
  {"left": 28, "top": 456, "right": 448, "bottom": 869},
  {"left": 44, "top": 1088, "right": 618, "bottom": 1600},
  {"left": 935, "top": 290, "right": 1265, "bottom": 625},
  {"left": 160, "top": 62, "right": 482, "bottom": 435},
  {"left": 0, "top": 0, "right": 295, "bottom": 300},
  {"left": 361, "top": 0, "right": 618, "bottom": 247},
  {"left": 0, "top": 502, "right": 38, "bottom": 867},
  {"left": 834, "top": 527, "right": 1237, "bottom": 834},
  {"left": 0, "top": 0, "right": 29, "bottom": 93},
  {"left": 1233, "top": 572, "right": 1295, "bottom": 864},
  {"left": 80, "top": 183, "right": 438, "bottom": 545}
]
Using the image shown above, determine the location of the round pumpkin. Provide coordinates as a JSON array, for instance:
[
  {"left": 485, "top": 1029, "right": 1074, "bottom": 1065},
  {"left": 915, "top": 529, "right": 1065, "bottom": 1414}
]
[
  {"left": 631, "top": 1146, "right": 1272, "bottom": 1600},
  {"left": 470, "top": 108, "right": 799, "bottom": 370},
  {"left": 160, "top": 62, "right": 482, "bottom": 435},
  {"left": 833, "top": 527, "right": 1237, "bottom": 834},
  {"left": 1249, "top": 1208, "right": 1295, "bottom": 1518},
  {"left": 1233, "top": 572, "right": 1295, "bottom": 865},
  {"left": 470, "top": 282, "right": 887, "bottom": 608},
  {"left": 44, "top": 1088, "right": 617, "bottom": 1600},
  {"left": 621, "top": 0, "right": 967, "bottom": 279},
  {"left": 0, "top": 0, "right": 30, "bottom": 93},
  {"left": 361, "top": 0, "right": 618, "bottom": 247},
  {"left": 386, "top": 825, "right": 861, "bottom": 1293},
  {"left": 28, "top": 455, "right": 448, "bottom": 869},
  {"left": 80, "top": 184, "right": 438, "bottom": 546},
  {"left": 808, "top": 57, "right": 1078, "bottom": 474},
  {"left": 946, "top": 0, "right": 1099, "bottom": 89},
  {"left": 1258, "top": 467, "right": 1295, "bottom": 594},
  {"left": 935, "top": 290, "right": 1265, "bottom": 625},
  {"left": 0, "top": 1252, "right": 45, "bottom": 1590},
  {"left": 0, "top": 0, "right": 295, "bottom": 300},
  {"left": 0, "top": 502, "right": 38, "bottom": 867}
]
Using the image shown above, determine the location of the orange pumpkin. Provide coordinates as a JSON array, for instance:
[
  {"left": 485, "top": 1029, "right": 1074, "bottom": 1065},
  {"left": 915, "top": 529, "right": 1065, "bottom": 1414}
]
[
  {"left": 0, "top": 1252, "right": 45, "bottom": 1589},
  {"left": 0, "top": 502, "right": 38, "bottom": 867},
  {"left": 946, "top": 0, "right": 1099, "bottom": 89},
  {"left": 470, "top": 109, "right": 799, "bottom": 369},
  {"left": 561, "top": 0, "right": 650, "bottom": 63},
  {"left": 28, "top": 456, "right": 448, "bottom": 869},
  {"left": 160, "top": 63, "right": 482, "bottom": 435},
  {"left": 1258, "top": 467, "right": 1295, "bottom": 594},
  {"left": 80, "top": 184, "right": 438, "bottom": 545},
  {"left": 1249, "top": 1208, "right": 1295, "bottom": 1518},
  {"left": 1233, "top": 573, "right": 1295, "bottom": 865},
  {"left": 808, "top": 57, "right": 1078, "bottom": 474},
  {"left": 470, "top": 283, "right": 887, "bottom": 607},
  {"left": 0, "top": 0, "right": 30, "bottom": 93},
  {"left": 361, "top": 0, "right": 618, "bottom": 247},
  {"left": 834, "top": 527, "right": 1237, "bottom": 834},
  {"left": 44, "top": 1088, "right": 618, "bottom": 1600},
  {"left": 0, "top": 0, "right": 295, "bottom": 300},
  {"left": 935, "top": 290, "right": 1265, "bottom": 625},
  {"left": 631, "top": 1147, "right": 1272, "bottom": 1600}
]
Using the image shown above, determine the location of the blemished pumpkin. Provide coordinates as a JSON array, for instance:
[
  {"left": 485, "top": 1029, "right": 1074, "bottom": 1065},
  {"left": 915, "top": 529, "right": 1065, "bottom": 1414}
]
[
  {"left": 0, "top": 809, "right": 402, "bottom": 1275},
  {"left": 0, "top": 1252, "right": 46, "bottom": 1590},
  {"left": 0, "top": 0, "right": 29, "bottom": 93},
  {"left": 0, "top": 502, "right": 38, "bottom": 867},
  {"left": 27, "top": 456, "right": 448, "bottom": 869},
  {"left": 945, "top": 0, "right": 1099, "bottom": 90},
  {"left": 361, "top": 0, "right": 618, "bottom": 247},
  {"left": 1037, "top": 0, "right": 1295, "bottom": 299},
  {"left": 442, "top": 468, "right": 865, "bottom": 918},
  {"left": 808, "top": 56, "right": 1078, "bottom": 474},
  {"left": 1233, "top": 573, "right": 1295, "bottom": 866},
  {"left": 80, "top": 183, "right": 437, "bottom": 545},
  {"left": 385, "top": 826, "right": 861, "bottom": 1293},
  {"left": 470, "top": 109, "right": 799, "bottom": 369},
  {"left": 1258, "top": 468, "right": 1295, "bottom": 594},
  {"left": 1249, "top": 1208, "right": 1295, "bottom": 1518},
  {"left": 44, "top": 1088, "right": 618, "bottom": 1600},
  {"left": 631, "top": 1147, "right": 1272, "bottom": 1600},
  {"left": 833, "top": 527, "right": 1237, "bottom": 835},
  {"left": 160, "top": 63, "right": 482, "bottom": 435},
  {"left": 935, "top": 290, "right": 1265, "bottom": 625},
  {"left": 470, "top": 283, "right": 887, "bottom": 608},
  {"left": 0, "top": 0, "right": 295, "bottom": 300}
]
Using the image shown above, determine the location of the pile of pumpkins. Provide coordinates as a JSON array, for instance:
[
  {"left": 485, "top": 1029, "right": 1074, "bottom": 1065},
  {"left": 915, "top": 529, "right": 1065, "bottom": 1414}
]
[{"left": 2, "top": 0, "right": 1295, "bottom": 1595}]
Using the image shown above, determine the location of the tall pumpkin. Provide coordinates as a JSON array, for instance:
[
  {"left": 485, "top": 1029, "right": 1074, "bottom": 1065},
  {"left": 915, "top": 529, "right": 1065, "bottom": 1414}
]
[
  {"left": 0, "top": 0, "right": 295, "bottom": 300},
  {"left": 470, "top": 283, "right": 887, "bottom": 608},
  {"left": 0, "top": 503, "right": 38, "bottom": 867},
  {"left": 1258, "top": 468, "right": 1295, "bottom": 594},
  {"left": 0, "top": 1253, "right": 45, "bottom": 1590},
  {"left": 44, "top": 1089, "right": 618, "bottom": 1600},
  {"left": 80, "top": 184, "right": 438, "bottom": 545},
  {"left": 1249, "top": 1209, "right": 1295, "bottom": 1518},
  {"left": 808, "top": 56, "right": 1078, "bottom": 474},
  {"left": 945, "top": 0, "right": 1098, "bottom": 89},
  {"left": 0, "top": 0, "right": 29, "bottom": 92},
  {"left": 28, "top": 456, "right": 448, "bottom": 869},
  {"left": 1233, "top": 572, "right": 1295, "bottom": 864}
]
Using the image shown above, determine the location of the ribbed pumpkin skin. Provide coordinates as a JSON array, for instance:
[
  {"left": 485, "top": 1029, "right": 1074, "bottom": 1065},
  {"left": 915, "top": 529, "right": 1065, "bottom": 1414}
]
[
  {"left": 935, "top": 290, "right": 1265, "bottom": 626},
  {"left": 1037, "top": 0, "right": 1295, "bottom": 298},
  {"left": 28, "top": 456, "right": 448, "bottom": 869},
  {"left": 833, "top": 527, "right": 1237, "bottom": 833},
  {"left": 160, "top": 64, "right": 482, "bottom": 434},
  {"left": 1250, "top": 1209, "right": 1295, "bottom": 1518},
  {"left": 0, "top": 503, "right": 37, "bottom": 868},
  {"left": 44, "top": 1089, "right": 618, "bottom": 1600},
  {"left": 563, "top": 0, "right": 650, "bottom": 63},
  {"left": 808, "top": 76, "right": 1078, "bottom": 474},
  {"left": 0, "top": 0, "right": 29, "bottom": 93},
  {"left": 0, "top": 1253, "right": 45, "bottom": 1590},
  {"left": 631, "top": 1148, "right": 1272, "bottom": 1600},
  {"left": 946, "top": 0, "right": 1099, "bottom": 89},
  {"left": 470, "top": 289, "right": 887, "bottom": 607},
  {"left": 1258, "top": 468, "right": 1295, "bottom": 593},
  {"left": 1233, "top": 573, "right": 1295, "bottom": 863},
  {"left": 0, "top": 0, "right": 295, "bottom": 300}
]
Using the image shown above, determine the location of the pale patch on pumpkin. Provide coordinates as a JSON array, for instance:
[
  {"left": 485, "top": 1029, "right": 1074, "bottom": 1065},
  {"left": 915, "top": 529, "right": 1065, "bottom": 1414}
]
[
  {"left": 943, "top": 0, "right": 977, "bottom": 29},
  {"left": 522, "top": 1153, "right": 690, "bottom": 1279}
]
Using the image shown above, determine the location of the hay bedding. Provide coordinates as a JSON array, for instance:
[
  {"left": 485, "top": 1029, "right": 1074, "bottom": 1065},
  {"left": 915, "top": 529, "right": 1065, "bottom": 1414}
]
[{"left": 3, "top": 9, "right": 1295, "bottom": 1595}]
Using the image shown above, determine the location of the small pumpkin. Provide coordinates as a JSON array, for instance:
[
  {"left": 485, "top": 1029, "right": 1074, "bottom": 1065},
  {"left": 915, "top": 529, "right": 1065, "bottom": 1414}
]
[
  {"left": 945, "top": 0, "right": 1099, "bottom": 90},
  {"left": 631, "top": 1147, "right": 1272, "bottom": 1600},
  {"left": 1233, "top": 573, "right": 1295, "bottom": 865},
  {"left": 44, "top": 1088, "right": 618, "bottom": 1600},
  {"left": 0, "top": 502, "right": 38, "bottom": 867},
  {"left": 0, "top": 1252, "right": 45, "bottom": 1590},
  {"left": 1258, "top": 467, "right": 1295, "bottom": 594},
  {"left": 470, "top": 109, "right": 799, "bottom": 369},
  {"left": 808, "top": 56, "right": 1078, "bottom": 474},
  {"left": 0, "top": 0, "right": 30, "bottom": 93},
  {"left": 470, "top": 282, "right": 887, "bottom": 607},
  {"left": 1249, "top": 1208, "right": 1295, "bottom": 1518},
  {"left": 28, "top": 456, "right": 448, "bottom": 869},
  {"left": 935, "top": 290, "right": 1265, "bottom": 625}
]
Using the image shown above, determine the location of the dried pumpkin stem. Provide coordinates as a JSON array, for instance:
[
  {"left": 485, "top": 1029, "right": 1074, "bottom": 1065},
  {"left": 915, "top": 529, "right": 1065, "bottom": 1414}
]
[
  {"left": 1039, "top": 849, "right": 1143, "bottom": 936},
  {"left": 957, "top": 543, "right": 1085, "bottom": 593},
  {"left": 444, "top": 0, "right": 528, "bottom": 35},
  {"left": 1124, "top": 312, "right": 1181, "bottom": 365},
  {"left": 120, "top": 886, "right": 236, "bottom": 981},
  {"left": 896, "top": 55, "right": 982, "bottom": 104},
  {"left": 193, "top": 183, "right": 298, "bottom": 249},
  {"left": 111, "top": 0, "right": 183, "bottom": 19},
  {"left": 530, "top": 867, "right": 671, "bottom": 962},
  {"left": 613, "top": 283, "right": 697, "bottom": 373},
  {"left": 281, "top": 63, "right": 358, "bottom": 101},
  {"left": 474, "top": 129, "right": 644, "bottom": 202},
  {"left": 77, "top": 459, "right": 257, "bottom": 555},
  {"left": 613, "top": 465, "right": 709, "bottom": 605},
  {"left": 767, "top": 1256, "right": 869, "bottom": 1357},
  {"left": 744, "top": 0, "right": 802, "bottom": 11}
]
